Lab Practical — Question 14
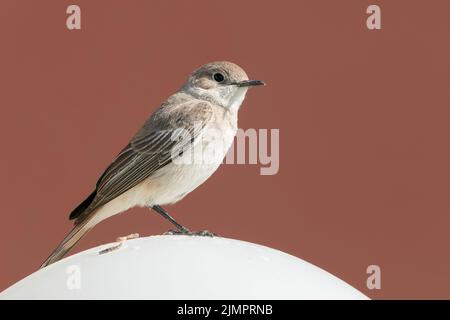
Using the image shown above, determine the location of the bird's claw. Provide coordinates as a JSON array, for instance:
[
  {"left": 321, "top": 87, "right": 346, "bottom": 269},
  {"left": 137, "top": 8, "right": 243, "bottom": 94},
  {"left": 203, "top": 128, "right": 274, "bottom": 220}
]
[
  {"left": 194, "top": 230, "right": 217, "bottom": 237},
  {"left": 163, "top": 229, "right": 217, "bottom": 237}
]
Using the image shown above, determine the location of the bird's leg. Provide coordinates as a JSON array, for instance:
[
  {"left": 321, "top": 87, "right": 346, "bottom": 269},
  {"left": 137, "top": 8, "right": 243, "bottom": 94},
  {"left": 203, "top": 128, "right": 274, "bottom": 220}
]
[
  {"left": 151, "top": 205, "right": 190, "bottom": 234},
  {"left": 151, "top": 205, "right": 217, "bottom": 237}
]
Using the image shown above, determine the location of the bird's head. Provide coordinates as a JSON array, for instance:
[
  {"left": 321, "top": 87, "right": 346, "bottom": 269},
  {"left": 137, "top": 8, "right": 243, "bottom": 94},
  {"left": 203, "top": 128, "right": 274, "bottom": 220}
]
[{"left": 182, "top": 61, "right": 265, "bottom": 111}]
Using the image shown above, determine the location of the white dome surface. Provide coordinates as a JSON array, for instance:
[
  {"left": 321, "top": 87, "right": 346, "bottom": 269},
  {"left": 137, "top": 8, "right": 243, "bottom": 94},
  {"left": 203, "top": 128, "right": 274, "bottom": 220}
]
[{"left": 0, "top": 235, "right": 368, "bottom": 300}]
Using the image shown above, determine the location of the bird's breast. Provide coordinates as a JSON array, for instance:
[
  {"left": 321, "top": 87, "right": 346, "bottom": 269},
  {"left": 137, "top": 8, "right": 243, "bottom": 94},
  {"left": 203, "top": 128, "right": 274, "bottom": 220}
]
[{"left": 136, "top": 113, "right": 238, "bottom": 206}]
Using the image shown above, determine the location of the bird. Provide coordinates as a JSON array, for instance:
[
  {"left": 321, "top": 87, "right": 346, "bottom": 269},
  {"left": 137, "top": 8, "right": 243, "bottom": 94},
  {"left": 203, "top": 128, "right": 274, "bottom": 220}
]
[{"left": 40, "top": 61, "right": 265, "bottom": 268}]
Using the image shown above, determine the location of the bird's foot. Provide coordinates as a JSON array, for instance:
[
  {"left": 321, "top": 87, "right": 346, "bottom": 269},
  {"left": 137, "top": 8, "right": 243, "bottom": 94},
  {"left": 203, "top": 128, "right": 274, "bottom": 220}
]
[
  {"left": 193, "top": 230, "right": 217, "bottom": 237},
  {"left": 163, "top": 229, "right": 217, "bottom": 237}
]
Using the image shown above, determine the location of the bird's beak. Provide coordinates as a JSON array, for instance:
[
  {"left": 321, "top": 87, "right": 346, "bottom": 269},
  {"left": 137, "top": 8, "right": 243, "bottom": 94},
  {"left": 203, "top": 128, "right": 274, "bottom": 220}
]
[{"left": 236, "top": 80, "right": 266, "bottom": 87}]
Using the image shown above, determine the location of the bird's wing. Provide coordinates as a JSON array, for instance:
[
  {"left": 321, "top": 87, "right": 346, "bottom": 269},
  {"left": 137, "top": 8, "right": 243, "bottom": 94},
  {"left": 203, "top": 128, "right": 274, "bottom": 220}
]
[{"left": 73, "top": 100, "right": 213, "bottom": 221}]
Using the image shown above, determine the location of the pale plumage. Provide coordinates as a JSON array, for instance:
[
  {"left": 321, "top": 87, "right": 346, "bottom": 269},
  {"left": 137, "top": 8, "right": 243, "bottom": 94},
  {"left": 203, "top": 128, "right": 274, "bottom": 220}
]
[{"left": 41, "top": 61, "right": 264, "bottom": 268}]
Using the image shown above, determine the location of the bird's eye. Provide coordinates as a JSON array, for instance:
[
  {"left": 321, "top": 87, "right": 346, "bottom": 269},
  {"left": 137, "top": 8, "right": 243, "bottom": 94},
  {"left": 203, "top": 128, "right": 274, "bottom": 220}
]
[{"left": 213, "top": 73, "right": 225, "bottom": 83}]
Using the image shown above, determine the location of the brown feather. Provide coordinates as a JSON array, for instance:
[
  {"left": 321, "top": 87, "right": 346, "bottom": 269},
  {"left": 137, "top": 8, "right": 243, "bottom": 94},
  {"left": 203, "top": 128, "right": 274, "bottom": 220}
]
[{"left": 40, "top": 214, "right": 95, "bottom": 268}]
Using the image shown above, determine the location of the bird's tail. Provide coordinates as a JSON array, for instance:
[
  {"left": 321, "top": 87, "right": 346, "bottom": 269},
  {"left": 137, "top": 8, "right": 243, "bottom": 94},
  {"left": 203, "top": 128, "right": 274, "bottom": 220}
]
[{"left": 40, "top": 215, "right": 96, "bottom": 269}]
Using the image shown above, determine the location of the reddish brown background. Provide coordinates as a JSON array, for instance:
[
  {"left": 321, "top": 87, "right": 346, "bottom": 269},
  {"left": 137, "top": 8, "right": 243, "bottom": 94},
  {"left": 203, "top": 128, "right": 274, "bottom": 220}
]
[{"left": 1, "top": 0, "right": 450, "bottom": 299}]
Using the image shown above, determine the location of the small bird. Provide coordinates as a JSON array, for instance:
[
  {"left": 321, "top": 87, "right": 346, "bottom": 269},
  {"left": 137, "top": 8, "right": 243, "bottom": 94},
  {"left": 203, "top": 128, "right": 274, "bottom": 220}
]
[{"left": 41, "top": 61, "right": 264, "bottom": 268}]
